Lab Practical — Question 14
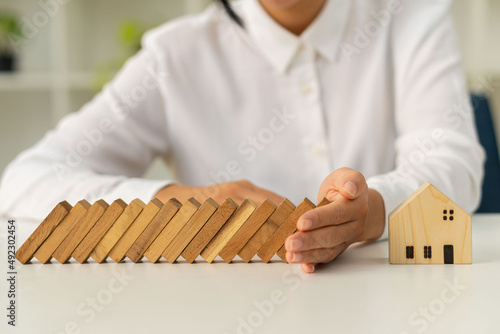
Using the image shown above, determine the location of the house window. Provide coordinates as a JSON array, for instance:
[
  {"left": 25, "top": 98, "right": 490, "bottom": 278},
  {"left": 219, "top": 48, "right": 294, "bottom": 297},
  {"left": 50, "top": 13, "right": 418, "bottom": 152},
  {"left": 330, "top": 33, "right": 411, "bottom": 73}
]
[
  {"left": 406, "top": 246, "right": 414, "bottom": 259},
  {"left": 424, "top": 246, "right": 432, "bottom": 259},
  {"left": 443, "top": 209, "right": 454, "bottom": 221}
]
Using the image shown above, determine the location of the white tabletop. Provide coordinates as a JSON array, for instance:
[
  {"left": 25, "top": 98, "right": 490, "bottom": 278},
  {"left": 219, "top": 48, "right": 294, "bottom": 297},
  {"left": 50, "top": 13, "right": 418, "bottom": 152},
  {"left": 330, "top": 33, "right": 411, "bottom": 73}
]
[{"left": 2, "top": 214, "right": 499, "bottom": 334}]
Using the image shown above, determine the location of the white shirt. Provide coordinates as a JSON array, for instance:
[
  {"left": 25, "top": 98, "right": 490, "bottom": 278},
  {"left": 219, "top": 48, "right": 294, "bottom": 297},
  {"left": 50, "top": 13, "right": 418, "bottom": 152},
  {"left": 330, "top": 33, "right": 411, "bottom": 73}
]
[{"left": 0, "top": 0, "right": 484, "bottom": 239}]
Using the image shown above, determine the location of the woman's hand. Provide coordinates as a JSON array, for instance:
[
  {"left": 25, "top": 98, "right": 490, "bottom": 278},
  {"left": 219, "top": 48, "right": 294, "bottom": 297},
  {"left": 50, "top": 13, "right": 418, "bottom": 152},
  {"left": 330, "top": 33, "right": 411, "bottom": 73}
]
[
  {"left": 154, "top": 179, "right": 284, "bottom": 206},
  {"left": 284, "top": 168, "right": 385, "bottom": 273}
]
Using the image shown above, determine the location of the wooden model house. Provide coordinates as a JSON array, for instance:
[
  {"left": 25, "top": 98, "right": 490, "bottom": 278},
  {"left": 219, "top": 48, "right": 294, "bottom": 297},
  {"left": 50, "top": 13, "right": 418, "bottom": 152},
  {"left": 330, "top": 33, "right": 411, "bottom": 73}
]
[{"left": 389, "top": 182, "right": 472, "bottom": 264}]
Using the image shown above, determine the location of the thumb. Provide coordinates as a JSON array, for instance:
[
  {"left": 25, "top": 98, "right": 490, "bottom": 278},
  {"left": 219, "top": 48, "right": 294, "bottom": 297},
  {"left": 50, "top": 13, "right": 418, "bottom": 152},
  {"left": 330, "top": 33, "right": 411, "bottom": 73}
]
[{"left": 319, "top": 168, "right": 367, "bottom": 202}]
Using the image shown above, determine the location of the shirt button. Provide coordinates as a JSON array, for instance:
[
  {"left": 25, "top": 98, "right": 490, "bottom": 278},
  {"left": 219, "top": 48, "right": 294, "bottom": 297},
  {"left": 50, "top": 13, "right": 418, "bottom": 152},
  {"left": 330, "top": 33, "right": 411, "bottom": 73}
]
[
  {"left": 298, "top": 43, "right": 306, "bottom": 52},
  {"left": 302, "top": 85, "right": 313, "bottom": 95},
  {"left": 311, "top": 145, "right": 326, "bottom": 157}
]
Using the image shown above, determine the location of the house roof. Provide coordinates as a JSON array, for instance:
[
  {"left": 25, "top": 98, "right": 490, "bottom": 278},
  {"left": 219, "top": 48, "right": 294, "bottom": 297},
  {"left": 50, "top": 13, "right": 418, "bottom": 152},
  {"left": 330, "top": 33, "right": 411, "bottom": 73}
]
[{"left": 388, "top": 182, "right": 468, "bottom": 219}]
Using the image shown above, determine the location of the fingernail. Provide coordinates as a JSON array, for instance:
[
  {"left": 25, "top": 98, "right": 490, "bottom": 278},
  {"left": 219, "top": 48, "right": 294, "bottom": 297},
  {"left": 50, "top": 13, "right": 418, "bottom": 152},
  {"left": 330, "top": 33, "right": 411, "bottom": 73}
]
[
  {"left": 343, "top": 181, "right": 357, "bottom": 197},
  {"left": 289, "top": 239, "right": 302, "bottom": 251},
  {"left": 299, "top": 218, "right": 313, "bottom": 230},
  {"left": 292, "top": 252, "right": 302, "bottom": 263}
]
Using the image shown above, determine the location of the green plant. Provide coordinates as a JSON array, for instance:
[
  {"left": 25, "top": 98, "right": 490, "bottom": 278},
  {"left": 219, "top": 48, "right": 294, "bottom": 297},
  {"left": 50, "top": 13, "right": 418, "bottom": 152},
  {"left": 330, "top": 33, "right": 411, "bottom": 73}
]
[
  {"left": 93, "top": 19, "right": 154, "bottom": 91},
  {"left": 0, "top": 12, "right": 22, "bottom": 55}
]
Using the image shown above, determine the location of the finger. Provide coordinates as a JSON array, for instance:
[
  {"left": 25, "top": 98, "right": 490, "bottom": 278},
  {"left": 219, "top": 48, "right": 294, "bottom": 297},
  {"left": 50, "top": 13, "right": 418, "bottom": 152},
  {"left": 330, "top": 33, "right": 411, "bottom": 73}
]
[
  {"left": 286, "top": 243, "right": 349, "bottom": 264},
  {"left": 301, "top": 263, "right": 315, "bottom": 274},
  {"left": 317, "top": 168, "right": 367, "bottom": 202},
  {"left": 286, "top": 222, "right": 361, "bottom": 251},
  {"left": 297, "top": 200, "right": 356, "bottom": 231}
]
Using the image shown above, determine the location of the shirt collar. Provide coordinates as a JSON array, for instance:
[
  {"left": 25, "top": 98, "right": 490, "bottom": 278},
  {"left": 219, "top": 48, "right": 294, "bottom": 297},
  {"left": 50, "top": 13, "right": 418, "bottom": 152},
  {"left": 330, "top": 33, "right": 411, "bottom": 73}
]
[{"left": 241, "top": 0, "right": 351, "bottom": 74}]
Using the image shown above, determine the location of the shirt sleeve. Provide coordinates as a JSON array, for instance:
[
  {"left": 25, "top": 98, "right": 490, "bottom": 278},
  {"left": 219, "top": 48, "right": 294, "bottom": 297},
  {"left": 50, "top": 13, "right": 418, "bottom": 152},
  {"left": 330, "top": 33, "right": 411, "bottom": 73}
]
[
  {"left": 366, "top": 0, "right": 485, "bottom": 240},
  {"left": 0, "top": 34, "right": 175, "bottom": 220}
]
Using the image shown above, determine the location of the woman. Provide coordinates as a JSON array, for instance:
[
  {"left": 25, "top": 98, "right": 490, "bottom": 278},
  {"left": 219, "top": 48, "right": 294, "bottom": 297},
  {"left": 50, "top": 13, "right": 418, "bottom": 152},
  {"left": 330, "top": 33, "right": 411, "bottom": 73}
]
[{"left": 0, "top": 0, "right": 484, "bottom": 273}]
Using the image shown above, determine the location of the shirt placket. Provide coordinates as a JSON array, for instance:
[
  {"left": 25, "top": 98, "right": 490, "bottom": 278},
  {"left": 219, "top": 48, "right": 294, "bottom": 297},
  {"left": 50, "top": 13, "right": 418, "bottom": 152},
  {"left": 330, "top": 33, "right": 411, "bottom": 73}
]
[{"left": 291, "top": 44, "right": 331, "bottom": 183}]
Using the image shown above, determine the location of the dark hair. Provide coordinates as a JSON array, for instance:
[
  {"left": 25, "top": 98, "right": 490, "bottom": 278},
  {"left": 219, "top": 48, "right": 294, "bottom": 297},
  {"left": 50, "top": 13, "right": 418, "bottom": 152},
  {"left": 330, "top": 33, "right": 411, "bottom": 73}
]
[{"left": 219, "top": 0, "right": 244, "bottom": 27}]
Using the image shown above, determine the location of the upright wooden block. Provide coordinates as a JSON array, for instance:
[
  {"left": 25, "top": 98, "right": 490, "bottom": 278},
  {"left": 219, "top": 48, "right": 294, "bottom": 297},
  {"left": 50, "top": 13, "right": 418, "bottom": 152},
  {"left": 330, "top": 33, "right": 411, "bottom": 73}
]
[
  {"left": 181, "top": 199, "right": 238, "bottom": 263},
  {"left": 219, "top": 199, "right": 276, "bottom": 263},
  {"left": 143, "top": 198, "right": 201, "bottom": 263},
  {"left": 108, "top": 198, "right": 163, "bottom": 263},
  {"left": 258, "top": 198, "right": 316, "bottom": 263},
  {"left": 52, "top": 200, "right": 109, "bottom": 263},
  {"left": 33, "top": 200, "right": 91, "bottom": 264},
  {"left": 15, "top": 201, "right": 72, "bottom": 264},
  {"left": 277, "top": 198, "right": 330, "bottom": 263},
  {"left": 90, "top": 199, "right": 145, "bottom": 263},
  {"left": 126, "top": 198, "right": 183, "bottom": 263},
  {"left": 238, "top": 199, "right": 295, "bottom": 263},
  {"left": 72, "top": 199, "right": 127, "bottom": 263},
  {"left": 201, "top": 199, "right": 257, "bottom": 263},
  {"left": 162, "top": 199, "right": 219, "bottom": 263}
]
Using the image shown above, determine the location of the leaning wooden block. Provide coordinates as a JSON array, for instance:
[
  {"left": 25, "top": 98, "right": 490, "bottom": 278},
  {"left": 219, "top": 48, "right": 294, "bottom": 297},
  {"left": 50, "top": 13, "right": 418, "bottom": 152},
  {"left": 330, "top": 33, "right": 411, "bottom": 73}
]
[
  {"left": 53, "top": 200, "right": 109, "bottom": 264},
  {"left": 90, "top": 199, "right": 145, "bottom": 263},
  {"left": 181, "top": 198, "right": 238, "bottom": 263},
  {"left": 108, "top": 198, "right": 163, "bottom": 263},
  {"left": 144, "top": 198, "right": 201, "bottom": 263},
  {"left": 258, "top": 198, "right": 316, "bottom": 263},
  {"left": 201, "top": 199, "right": 257, "bottom": 263},
  {"left": 34, "top": 200, "right": 91, "bottom": 264},
  {"left": 126, "top": 198, "right": 182, "bottom": 263},
  {"left": 219, "top": 199, "right": 276, "bottom": 263},
  {"left": 162, "top": 198, "right": 219, "bottom": 263},
  {"left": 276, "top": 245, "right": 287, "bottom": 263},
  {"left": 72, "top": 199, "right": 127, "bottom": 263},
  {"left": 238, "top": 199, "right": 295, "bottom": 263},
  {"left": 15, "top": 201, "right": 72, "bottom": 264}
]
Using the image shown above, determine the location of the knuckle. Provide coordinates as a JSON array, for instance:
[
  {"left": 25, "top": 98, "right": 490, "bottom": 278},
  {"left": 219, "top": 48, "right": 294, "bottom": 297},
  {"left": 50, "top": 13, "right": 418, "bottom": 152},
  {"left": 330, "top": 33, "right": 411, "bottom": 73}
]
[
  {"left": 332, "top": 208, "right": 344, "bottom": 223},
  {"left": 323, "top": 230, "right": 337, "bottom": 247}
]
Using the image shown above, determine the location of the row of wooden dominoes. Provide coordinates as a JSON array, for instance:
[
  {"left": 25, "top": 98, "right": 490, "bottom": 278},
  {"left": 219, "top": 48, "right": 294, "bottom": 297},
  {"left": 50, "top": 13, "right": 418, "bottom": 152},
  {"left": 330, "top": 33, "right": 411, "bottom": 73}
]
[{"left": 15, "top": 196, "right": 329, "bottom": 264}]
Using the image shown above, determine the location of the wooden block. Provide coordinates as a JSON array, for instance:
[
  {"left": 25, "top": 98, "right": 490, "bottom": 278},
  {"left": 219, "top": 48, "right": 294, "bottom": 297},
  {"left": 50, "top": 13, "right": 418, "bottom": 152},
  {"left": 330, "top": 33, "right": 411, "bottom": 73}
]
[
  {"left": 33, "top": 200, "right": 91, "bottom": 264},
  {"left": 72, "top": 199, "right": 127, "bottom": 263},
  {"left": 277, "top": 245, "right": 287, "bottom": 263},
  {"left": 277, "top": 198, "right": 330, "bottom": 263},
  {"left": 181, "top": 199, "right": 238, "bottom": 263},
  {"left": 238, "top": 199, "right": 295, "bottom": 263},
  {"left": 219, "top": 199, "right": 276, "bottom": 263},
  {"left": 317, "top": 198, "right": 331, "bottom": 207},
  {"left": 90, "top": 199, "right": 145, "bottom": 263},
  {"left": 126, "top": 198, "right": 182, "bottom": 263},
  {"left": 15, "top": 201, "right": 72, "bottom": 264},
  {"left": 143, "top": 198, "right": 201, "bottom": 263},
  {"left": 52, "top": 200, "right": 109, "bottom": 264},
  {"left": 201, "top": 199, "right": 257, "bottom": 263},
  {"left": 162, "top": 199, "right": 219, "bottom": 263},
  {"left": 258, "top": 198, "right": 316, "bottom": 263},
  {"left": 108, "top": 198, "right": 163, "bottom": 263}
]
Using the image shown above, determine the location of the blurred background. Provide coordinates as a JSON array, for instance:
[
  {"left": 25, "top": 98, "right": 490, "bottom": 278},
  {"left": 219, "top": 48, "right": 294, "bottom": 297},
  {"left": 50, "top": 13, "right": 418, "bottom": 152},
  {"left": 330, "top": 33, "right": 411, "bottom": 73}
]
[{"left": 0, "top": 0, "right": 499, "bottom": 210}]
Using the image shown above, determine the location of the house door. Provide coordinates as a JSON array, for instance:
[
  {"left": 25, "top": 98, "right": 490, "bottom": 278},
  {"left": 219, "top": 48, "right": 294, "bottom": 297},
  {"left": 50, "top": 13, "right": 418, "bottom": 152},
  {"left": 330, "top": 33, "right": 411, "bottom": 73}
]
[{"left": 444, "top": 245, "right": 454, "bottom": 264}]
